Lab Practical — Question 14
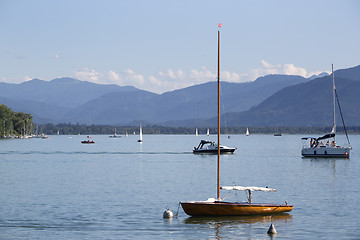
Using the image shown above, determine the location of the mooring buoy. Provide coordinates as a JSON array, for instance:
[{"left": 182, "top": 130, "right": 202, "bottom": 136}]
[
  {"left": 163, "top": 207, "right": 174, "bottom": 218},
  {"left": 267, "top": 223, "right": 277, "bottom": 234}
]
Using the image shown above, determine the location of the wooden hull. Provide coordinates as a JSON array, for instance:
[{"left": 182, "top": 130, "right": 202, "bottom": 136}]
[{"left": 181, "top": 201, "right": 293, "bottom": 216}]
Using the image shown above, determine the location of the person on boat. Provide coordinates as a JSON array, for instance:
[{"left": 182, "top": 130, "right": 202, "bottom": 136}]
[
  {"left": 331, "top": 141, "right": 336, "bottom": 147},
  {"left": 310, "top": 139, "right": 314, "bottom": 148}
]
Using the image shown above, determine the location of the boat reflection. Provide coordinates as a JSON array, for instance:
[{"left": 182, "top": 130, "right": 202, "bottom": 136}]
[
  {"left": 184, "top": 213, "right": 292, "bottom": 225},
  {"left": 184, "top": 214, "right": 292, "bottom": 239}
]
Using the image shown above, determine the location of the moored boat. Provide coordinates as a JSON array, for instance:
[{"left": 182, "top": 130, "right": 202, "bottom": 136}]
[
  {"left": 301, "top": 65, "right": 351, "bottom": 158},
  {"left": 82, "top": 136, "right": 95, "bottom": 144},
  {"left": 193, "top": 140, "right": 236, "bottom": 154},
  {"left": 181, "top": 25, "right": 292, "bottom": 216}
]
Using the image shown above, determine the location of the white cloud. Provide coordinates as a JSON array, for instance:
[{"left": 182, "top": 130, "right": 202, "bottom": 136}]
[
  {"left": 73, "top": 68, "right": 103, "bottom": 83},
  {"left": 0, "top": 76, "right": 32, "bottom": 83},
  {"left": 67, "top": 61, "right": 328, "bottom": 93},
  {"left": 106, "top": 71, "right": 120, "bottom": 81},
  {"left": 238, "top": 60, "right": 326, "bottom": 82}
]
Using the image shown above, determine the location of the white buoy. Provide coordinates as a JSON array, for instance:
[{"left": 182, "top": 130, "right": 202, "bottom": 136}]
[
  {"left": 163, "top": 207, "right": 174, "bottom": 218},
  {"left": 267, "top": 224, "right": 277, "bottom": 234}
]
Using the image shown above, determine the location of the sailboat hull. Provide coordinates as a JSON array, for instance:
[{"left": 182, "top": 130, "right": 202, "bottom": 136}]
[
  {"left": 301, "top": 146, "right": 350, "bottom": 158},
  {"left": 181, "top": 201, "right": 293, "bottom": 216}
]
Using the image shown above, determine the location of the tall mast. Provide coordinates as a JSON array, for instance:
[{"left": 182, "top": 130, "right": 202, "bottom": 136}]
[
  {"left": 217, "top": 29, "right": 221, "bottom": 199},
  {"left": 332, "top": 64, "right": 336, "bottom": 138}
]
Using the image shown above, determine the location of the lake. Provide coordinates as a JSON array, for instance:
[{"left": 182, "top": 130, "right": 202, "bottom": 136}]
[{"left": 0, "top": 134, "right": 359, "bottom": 239}]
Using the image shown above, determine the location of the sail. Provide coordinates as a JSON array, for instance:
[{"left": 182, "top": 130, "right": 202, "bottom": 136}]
[
  {"left": 139, "top": 126, "right": 142, "bottom": 141},
  {"left": 316, "top": 133, "right": 335, "bottom": 141},
  {"left": 221, "top": 186, "right": 276, "bottom": 192}
]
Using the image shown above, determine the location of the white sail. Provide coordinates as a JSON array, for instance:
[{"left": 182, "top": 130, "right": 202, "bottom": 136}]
[
  {"left": 246, "top": 128, "right": 249, "bottom": 136},
  {"left": 221, "top": 186, "right": 276, "bottom": 192},
  {"left": 139, "top": 126, "right": 143, "bottom": 141},
  {"left": 195, "top": 128, "right": 198, "bottom": 136},
  {"left": 207, "top": 128, "right": 209, "bottom": 136}
]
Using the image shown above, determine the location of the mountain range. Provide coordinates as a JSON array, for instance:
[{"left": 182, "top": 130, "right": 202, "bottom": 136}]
[{"left": 1, "top": 65, "right": 359, "bottom": 127}]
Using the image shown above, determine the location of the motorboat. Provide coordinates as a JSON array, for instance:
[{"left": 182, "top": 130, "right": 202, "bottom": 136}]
[{"left": 193, "top": 140, "right": 236, "bottom": 154}]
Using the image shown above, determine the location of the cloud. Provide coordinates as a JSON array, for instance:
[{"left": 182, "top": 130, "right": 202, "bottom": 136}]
[
  {"left": 106, "top": 71, "right": 120, "bottom": 81},
  {"left": 68, "top": 61, "right": 327, "bottom": 94},
  {"left": 239, "top": 60, "right": 326, "bottom": 82},
  {"left": 73, "top": 68, "right": 103, "bottom": 83},
  {"left": 0, "top": 76, "right": 32, "bottom": 83}
]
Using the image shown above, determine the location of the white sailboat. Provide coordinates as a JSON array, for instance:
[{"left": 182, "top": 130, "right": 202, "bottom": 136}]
[
  {"left": 301, "top": 64, "right": 351, "bottom": 157},
  {"left": 246, "top": 127, "right": 249, "bottom": 136},
  {"left": 182, "top": 26, "right": 292, "bottom": 216},
  {"left": 206, "top": 128, "right": 210, "bottom": 136},
  {"left": 137, "top": 125, "right": 143, "bottom": 143},
  {"left": 195, "top": 128, "right": 198, "bottom": 136}
]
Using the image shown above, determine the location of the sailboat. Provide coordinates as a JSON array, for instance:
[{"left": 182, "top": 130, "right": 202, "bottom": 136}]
[
  {"left": 246, "top": 128, "right": 249, "bottom": 136},
  {"left": 181, "top": 26, "right": 293, "bottom": 216},
  {"left": 109, "top": 128, "right": 121, "bottom": 138},
  {"left": 301, "top": 65, "right": 351, "bottom": 158},
  {"left": 195, "top": 128, "right": 198, "bottom": 136},
  {"left": 137, "top": 125, "right": 143, "bottom": 143},
  {"left": 207, "top": 128, "right": 210, "bottom": 136}
]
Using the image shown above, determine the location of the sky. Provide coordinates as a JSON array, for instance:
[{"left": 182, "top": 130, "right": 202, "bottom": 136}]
[{"left": 0, "top": 0, "right": 359, "bottom": 94}]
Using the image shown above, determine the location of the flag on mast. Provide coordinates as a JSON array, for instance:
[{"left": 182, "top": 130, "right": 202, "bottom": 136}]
[{"left": 218, "top": 23, "right": 222, "bottom": 28}]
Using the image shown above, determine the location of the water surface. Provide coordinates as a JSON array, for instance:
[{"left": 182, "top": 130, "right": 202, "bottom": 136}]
[{"left": 0, "top": 134, "right": 359, "bottom": 239}]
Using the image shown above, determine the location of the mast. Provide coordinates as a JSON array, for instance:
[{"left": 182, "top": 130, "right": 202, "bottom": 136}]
[
  {"left": 332, "top": 64, "right": 336, "bottom": 139},
  {"left": 217, "top": 28, "right": 221, "bottom": 199}
]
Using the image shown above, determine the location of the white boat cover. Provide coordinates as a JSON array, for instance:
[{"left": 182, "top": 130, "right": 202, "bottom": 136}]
[{"left": 221, "top": 186, "right": 276, "bottom": 192}]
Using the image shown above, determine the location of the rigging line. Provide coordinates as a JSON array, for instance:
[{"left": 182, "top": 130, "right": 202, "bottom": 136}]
[
  {"left": 175, "top": 202, "right": 181, "bottom": 217},
  {"left": 219, "top": 81, "right": 229, "bottom": 135},
  {"left": 334, "top": 88, "right": 351, "bottom": 146}
]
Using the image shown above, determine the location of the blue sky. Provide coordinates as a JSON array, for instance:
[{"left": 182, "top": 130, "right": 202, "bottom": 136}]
[{"left": 0, "top": 0, "right": 359, "bottom": 93}]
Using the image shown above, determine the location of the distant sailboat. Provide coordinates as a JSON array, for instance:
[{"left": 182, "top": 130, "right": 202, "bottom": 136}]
[
  {"left": 109, "top": 128, "right": 121, "bottom": 138},
  {"left": 137, "top": 125, "right": 143, "bottom": 143},
  {"left": 246, "top": 128, "right": 249, "bottom": 136},
  {"left": 195, "top": 128, "right": 198, "bottom": 136},
  {"left": 207, "top": 128, "right": 210, "bottom": 136}
]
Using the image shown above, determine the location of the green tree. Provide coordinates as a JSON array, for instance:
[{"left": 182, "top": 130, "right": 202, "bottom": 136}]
[{"left": 0, "top": 104, "right": 14, "bottom": 137}]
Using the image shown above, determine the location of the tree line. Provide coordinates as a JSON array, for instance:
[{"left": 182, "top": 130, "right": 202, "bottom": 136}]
[
  {"left": 0, "top": 104, "right": 33, "bottom": 138},
  {"left": 37, "top": 123, "right": 360, "bottom": 135}
]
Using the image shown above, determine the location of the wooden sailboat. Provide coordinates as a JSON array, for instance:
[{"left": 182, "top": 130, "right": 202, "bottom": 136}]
[
  {"left": 181, "top": 26, "right": 293, "bottom": 216},
  {"left": 137, "top": 125, "right": 143, "bottom": 143}
]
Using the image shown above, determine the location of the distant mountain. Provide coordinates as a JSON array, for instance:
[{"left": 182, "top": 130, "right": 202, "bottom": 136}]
[
  {"left": 1, "top": 65, "right": 359, "bottom": 127},
  {"left": 308, "top": 72, "right": 329, "bottom": 80},
  {"left": 0, "top": 78, "right": 139, "bottom": 123},
  {"left": 0, "top": 77, "right": 138, "bottom": 109},
  {"left": 63, "top": 74, "right": 309, "bottom": 125},
  {"left": 218, "top": 66, "right": 360, "bottom": 127}
]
